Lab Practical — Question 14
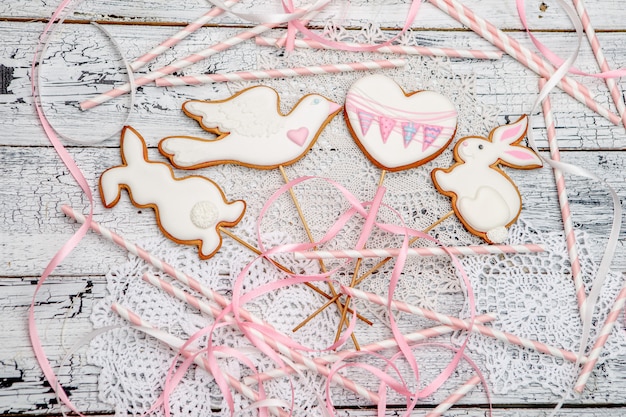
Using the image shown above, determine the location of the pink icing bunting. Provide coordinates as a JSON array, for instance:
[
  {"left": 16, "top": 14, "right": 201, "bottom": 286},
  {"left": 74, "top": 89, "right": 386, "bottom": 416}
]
[
  {"left": 357, "top": 110, "right": 375, "bottom": 135},
  {"left": 379, "top": 116, "right": 397, "bottom": 144},
  {"left": 422, "top": 125, "right": 443, "bottom": 151},
  {"left": 401, "top": 121, "right": 418, "bottom": 148}
]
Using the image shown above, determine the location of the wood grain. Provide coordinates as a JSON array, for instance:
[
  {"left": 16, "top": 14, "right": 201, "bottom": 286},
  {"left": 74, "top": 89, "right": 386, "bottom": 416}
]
[
  {"left": 2, "top": 0, "right": 626, "bottom": 415},
  {"left": 2, "top": 0, "right": 626, "bottom": 31}
]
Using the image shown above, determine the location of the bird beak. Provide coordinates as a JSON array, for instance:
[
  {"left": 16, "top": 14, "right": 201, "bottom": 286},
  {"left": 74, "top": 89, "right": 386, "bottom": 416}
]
[{"left": 328, "top": 101, "right": 342, "bottom": 115}]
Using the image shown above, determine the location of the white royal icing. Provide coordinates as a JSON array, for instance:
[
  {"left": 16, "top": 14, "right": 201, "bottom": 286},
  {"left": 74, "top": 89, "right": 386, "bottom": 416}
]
[
  {"left": 159, "top": 86, "right": 341, "bottom": 169},
  {"left": 431, "top": 115, "right": 542, "bottom": 243},
  {"left": 344, "top": 74, "right": 458, "bottom": 171},
  {"left": 190, "top": 201, "right": 219, "bottom": 229},
  {"left": 100, "top": 127, "right": 245, "bottom": 259}
]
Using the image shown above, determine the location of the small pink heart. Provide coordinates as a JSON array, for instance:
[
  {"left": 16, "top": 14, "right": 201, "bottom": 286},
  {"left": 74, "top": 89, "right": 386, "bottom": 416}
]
[{"left": 287, "top": 127, "right": 309, "bottom": 147}]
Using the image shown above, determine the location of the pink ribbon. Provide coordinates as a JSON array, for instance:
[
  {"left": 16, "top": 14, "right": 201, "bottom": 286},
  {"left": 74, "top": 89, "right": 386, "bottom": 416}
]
[
  {"left": 253, "top": 176, "right": 481, "bottom": 415},
  {"left": 206, "top": 0, "right": 423, "bottom": 53},
  {"left": 147, "top": 174, "right": 484, "bottom": 416},
  {"left": 516, "top": 0, "right": 626, "bottom": 79},
  {"left": 29, "top": 0, "right": 95, "bottom": 415},
  {"left": 30, "top": 3, "right": 487, "bottom": 415}
]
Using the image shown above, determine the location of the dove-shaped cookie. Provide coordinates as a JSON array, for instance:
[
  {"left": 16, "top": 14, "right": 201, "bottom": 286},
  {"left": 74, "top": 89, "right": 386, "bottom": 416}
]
[{"left": 159, "top": 86, "right": 342, "bottom": 170}]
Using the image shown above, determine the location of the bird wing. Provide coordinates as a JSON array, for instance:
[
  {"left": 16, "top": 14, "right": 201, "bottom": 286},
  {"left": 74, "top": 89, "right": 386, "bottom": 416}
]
[{"left": 185, "top": 86, "right": 284, "bottom": 138}]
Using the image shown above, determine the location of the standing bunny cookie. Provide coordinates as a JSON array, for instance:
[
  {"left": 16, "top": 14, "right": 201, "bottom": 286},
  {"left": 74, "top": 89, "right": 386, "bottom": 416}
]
[{"left": 431, "top": 115, "right": 542, "bottom": 243}]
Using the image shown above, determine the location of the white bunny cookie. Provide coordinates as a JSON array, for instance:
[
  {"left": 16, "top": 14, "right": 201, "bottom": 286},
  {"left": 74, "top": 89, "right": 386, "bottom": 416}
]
[
  {"left": 431, "top": 115, "right": 542, "bottom": 243},
  {"left": 100, "top": 126, "right": 246, "bottom": 259}
]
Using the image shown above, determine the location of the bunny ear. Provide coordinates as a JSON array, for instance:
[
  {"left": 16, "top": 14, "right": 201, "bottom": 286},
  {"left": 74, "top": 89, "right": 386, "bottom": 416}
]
[
  {"left": 490, "top": 115, "right": 528, "bottom": 145},
  {"left": 500, "top": 146, "right": 543, "bottom": 168},
  {"left": 120, "top": 126, "right": 148, "bottom": 166}
]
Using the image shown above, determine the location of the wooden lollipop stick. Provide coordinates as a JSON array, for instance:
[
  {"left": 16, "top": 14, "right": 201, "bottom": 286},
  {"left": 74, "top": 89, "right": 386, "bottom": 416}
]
[
  {"left": 292, "top": 294, "right": 340, "bottom": 332},
  {"left": 217, "top": 226, "right": 372, "bottom": 326},
  {"left": 300, "top": 209, "right": 454, "bottom": 330},
  {"left": 62, "top": 206, "right": 370, "bottom": 327},
  {"left": 278, "top": 166, "right": 363, "bottom": 349},
  {"left": 334, "top": 170, "right": 387, "bottom": 343},
  {"left": 353, "top": 210, "right": 455, "bottom": 287},
  {"left": 141, "top": 273, "right": 381, "bottom": 403}
]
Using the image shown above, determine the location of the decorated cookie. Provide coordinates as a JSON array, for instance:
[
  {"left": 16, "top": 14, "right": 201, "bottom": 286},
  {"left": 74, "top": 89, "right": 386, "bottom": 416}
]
[
  {"left": 100, "top": 126, "right": 246, "bottom": 259},
  {"left": 159, "top": 86, "right": 342, "bottom": 170},
  {"left": 344, "top": 74, "right": 458, "bottom": 172},
  {"left": 431, "top": 115, "right": 542, "bottom": 243}
]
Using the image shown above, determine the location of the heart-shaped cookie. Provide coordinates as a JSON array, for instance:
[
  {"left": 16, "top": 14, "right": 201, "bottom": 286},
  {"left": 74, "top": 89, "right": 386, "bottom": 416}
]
[{"left": 345, "top": 74, "right": 458, "bottom": 171}]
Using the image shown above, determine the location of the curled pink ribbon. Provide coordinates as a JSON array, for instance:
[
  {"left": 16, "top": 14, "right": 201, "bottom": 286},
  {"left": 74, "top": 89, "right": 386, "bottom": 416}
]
[
  {"left": 205, "top": 0, "right": 424, "bottom": 52},
  {"left": 29, "top": 0, "right": 96, "bottom": 415},
  {"left": 516, "top": 0, "right": 626, "bottom": 79}
]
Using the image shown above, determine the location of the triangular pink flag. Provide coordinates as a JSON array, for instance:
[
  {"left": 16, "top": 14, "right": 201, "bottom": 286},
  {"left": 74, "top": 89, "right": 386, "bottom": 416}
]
[
  {"left": 422, "top": 125, "right": 443, "bottom": 151},
  {"left": 401, "top": 122, "right": 418, "bottom": 148},
  {"left": 357, "top": 110, "right": 375, "bottom": 135},
  {"left": 379, "top": 116, "right": 396, "bottom": 144}
]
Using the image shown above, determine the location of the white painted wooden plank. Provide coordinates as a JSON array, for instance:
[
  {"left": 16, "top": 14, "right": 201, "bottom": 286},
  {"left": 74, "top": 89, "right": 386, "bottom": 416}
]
[
  {"left": 1, "top": 147, "right": 624, "bottom": 275},
  {"left": 22, "top": 410, "right": 626, "bottom": 417},
  {"left": 2, "top": 22, "right": 626, "bottom": 149},
  {"left": 0, "top": 278, "right": 110, "bottom": 414},
  {"left": 3, "top": 3, "right": 626, "bottom": 414},
  {"left": 2, "top": 0, "right": 626, "bottom": 31},
  {"left": 3, "top": 276, "right": 626, "bottom": 414}
]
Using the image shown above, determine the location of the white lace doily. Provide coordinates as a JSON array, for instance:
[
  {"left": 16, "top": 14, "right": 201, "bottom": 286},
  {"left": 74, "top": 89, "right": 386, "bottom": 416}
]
[
  {"left": 87, "top": 23, "right": 626, "bottom": 416},
  {"left": 453, "top": 220, "right": 626, "bottom": 398}
]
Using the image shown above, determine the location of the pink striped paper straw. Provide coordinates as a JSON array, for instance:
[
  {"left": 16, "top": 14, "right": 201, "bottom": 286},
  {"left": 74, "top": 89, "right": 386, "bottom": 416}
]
[
  {"left": 111, "top": 303, "right": 289, "bottom": 417},
  {"left": 80, "top": 23, "right": 275, "bottom": 110},
  {"left": 343, "top": 286, "right": 588, "bottom": 364},
  {"left": 244, "top": 313, "right": 497, "bottom": 385},
  {"left": 425, "top": 375, "right": 481, "bottom": 417},
  {"left": 155, "top": 59, "right": 406, "bottom": 86},
  {"left": 540, "top": 78, "right": 587, "bottom": 318},
  {"left": 572, "top": 0, "right": 626, "bottom": 127},
  {"left": 142, "top": 272, "right": 381, "bottom": 403},
  {"left": 256, "top": 36, "right": 503, "bottom": 60},
  {"left": 80, "top": 4, "right": 325, "bottom": 110},
  {"left": 427, "top": 0, "right": 621, "bottom": 126},
  {"left": 62, "top": 206, "right": 277, "bottom": 327},
  {"left": 130, "top": 0, "right": 240, "bottom": 71},
  {"left": 294, "top": 243, "right": 545, "bottom": 260},
  {"left": 575, "top": 286, "right": 626, "bottom": 392},
  {"left": 61, "top": 205, "right": 366, "bottom": 324},
  {"left": 64, "top": 205, "right": 377, "bottom": 401}
]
